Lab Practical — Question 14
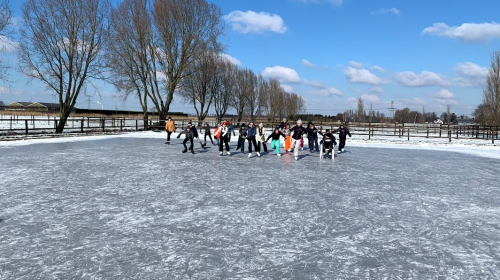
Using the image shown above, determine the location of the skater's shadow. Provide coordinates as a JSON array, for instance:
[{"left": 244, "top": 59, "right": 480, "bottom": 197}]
[{"left": 0, "top": 218, "right": 3, "bottom": 223}]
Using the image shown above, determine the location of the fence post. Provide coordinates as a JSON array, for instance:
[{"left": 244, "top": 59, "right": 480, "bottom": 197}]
[
  {"left": 456, "top": 126, "right": 459, "bottom": 139},
  {"left": 407, "top": 128, "right": 410, "bottom": 141},
  {"left": 25, "top": 120, "right": 28, "bottom": 135},
  {"left": 136, "top": 119, "right": 138, "bottom": 131},
  {"left": 81, "top": 119, "right": 84, "bottom": 133},
  {"left": 427, "top": 126, "right": 429, "bottom": 138},
  {"left": 120, "top": 119, "right": 123, "bottom": 132},
  {"left": 449, "top": 130, "right": 451, "bottom": 142},
  {"left": 102, "top": 118, "right": 105, "bottom": 132},
  {"left": 368, "top": 122, "right": 371, "bottom": 140}
]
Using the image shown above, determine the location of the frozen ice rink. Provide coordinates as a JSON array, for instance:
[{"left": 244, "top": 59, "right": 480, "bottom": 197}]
[{"left": 1, "top": 133, "right": 500, "bottom": 279}]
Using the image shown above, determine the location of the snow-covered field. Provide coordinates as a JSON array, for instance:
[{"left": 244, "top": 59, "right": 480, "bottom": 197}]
[{"left": 1, "top": 131, "right": 500, "bottom": 279}]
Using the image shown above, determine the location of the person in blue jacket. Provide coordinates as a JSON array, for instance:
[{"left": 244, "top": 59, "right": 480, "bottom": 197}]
[{"left": 188, "top": 122, "right": 206, "bottom": 149}]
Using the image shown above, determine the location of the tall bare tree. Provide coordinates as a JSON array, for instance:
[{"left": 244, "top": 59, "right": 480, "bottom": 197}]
[
  {"left": 106, "top": 0, "right": 161, "bottom": 129},
  {"left": 482, "top": 50, "right": 500, "bottom": 126},
  {"left": 232, "top": 68, "right": 248, "bottom": 123},
  {"left": 178, "top": 51, "right": 218, "bottom": 125},
  {"left": 268, "top": 78, "right": 285, "bottom": 121},
  {"left": 18, "top": 0, "right": 110, "bottom": 133},
  {"left": 243, "top": 69, "right": 258, "bottom": 120},
  {"left": 357, "top": 97, "right": 365, "bottom": 123},
  {"left": 0, "top": 0, "right": 12, "bottom": 82},
  {"left": 213, "top": 57, "right": 236, "bottom": 121},
  {"left": 152, "top": 0, "right": 224, "bottom": 121},
  {"left": 257, "top": 75, "right": 269, "bottom": 118}
]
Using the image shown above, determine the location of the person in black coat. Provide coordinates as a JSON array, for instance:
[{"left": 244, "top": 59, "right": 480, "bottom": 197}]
[
  {"left": 188, "top": 122, "right": 206, "bottom": 149},
  {"left": 203, "top": 123, "right": 215, "bottom": 146},
  {"left": 236, "top": 123, "right": 246, "bottom": 153},
  {"left": 333, "top": 124, "right": 351, "bottom": 153},
  {"left": 319, "top": 129, "right": 337, "bottom": 156},
  {"left": 288, "top": 119, "right": 308, "bottom": 160},
  {"left": 266, "top": 127, "right": 286, "bottom": 156},
  {"left": 177, "top": 126, "right": 195, "bottom": 154},
  {"left": 306, "top": 123, "right": 320, "bottom": 153}
]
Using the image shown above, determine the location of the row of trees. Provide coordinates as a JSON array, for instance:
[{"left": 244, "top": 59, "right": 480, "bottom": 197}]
[
  {"left": 177, "top": 53, "right": 305, "bottom": 125},
  {"left": 0, "top": 0, "right": 305, "bottom": 132}
]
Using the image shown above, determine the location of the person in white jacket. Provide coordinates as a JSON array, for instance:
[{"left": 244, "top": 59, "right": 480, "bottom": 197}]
[
  {"left": 256, "top": 123, "right": 268, "bottom": 153},
  {"left": 217, "top": 122, "right": 231, "bottom": 156}
]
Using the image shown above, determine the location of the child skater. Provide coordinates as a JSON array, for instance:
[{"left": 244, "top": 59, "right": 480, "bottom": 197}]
[
  {"left": 176, "top": 126, "right": 195, "bottom": 154},
  {"left": 256, "top": 123, "right": 268, "bottom": 153},
  {"left": 236, "top": 123, "right": 246, "bottom": 153},
  {"left": 266, "top": 127, "right": 286, "bottom": 156},
  {"left": 319, "top": 129, "right": 337, "bottom": 158},
  {"left": 281, "top": 123, "right": 292, "bottom": 153},
  {"left": 218, "top": 122, "right": 231, "bottom": 156}
]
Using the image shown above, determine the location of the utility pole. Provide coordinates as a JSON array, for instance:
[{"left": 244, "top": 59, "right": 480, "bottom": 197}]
[
  {"left": 86, "top": 96, "right": 92, "bottom": 109},
  {"left": 389, "top": 101, "right": 395, "bottom": 119}
]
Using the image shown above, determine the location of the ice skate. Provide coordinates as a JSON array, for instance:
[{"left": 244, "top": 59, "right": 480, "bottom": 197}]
[
  {"left": 191, "top": 150, "right": 195, "bottom": 154},
  {"left": 338, "top": 150, "right": 341, "bottom": 154},
  {"left": 227, "top": 151, "right": 231, "bottom": 156},
  {"left": 277, "top": 154, "right": 281, "bottom": 156},
  {"left": 165, "top": 141, "right": 170, "bottom": 145},
  {"left": 220, "top": 151, "right": 223, "bottom": 156},
  {"left": 182, "top": 149, "right": 187, "bottom": 153},
  {"left": 248, "top": 153, "right": 252, "bottom": 158},
  {"left": 295, "top": 156, "right": 298, "bottom": 160},
  {"left": 256, "top": 152, "right": 260, "bottom": 157}
]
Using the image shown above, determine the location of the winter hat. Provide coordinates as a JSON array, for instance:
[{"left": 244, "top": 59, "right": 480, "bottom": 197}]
[
  {"left": 188, "top": 122, "right": 192, "bottom": 125},
  {"left": 283, "top": 118, "right": 286, "bottom": 122},
  {"left": 167, "top": 117, "right": 171, "bottom": 120},
  {"left": 259, "top": 123, "right": 263, "bottom": 127},
  {"left": 297, "top": 119, "right": 302, "bottom": 124},
  {"left": 241, "top": 123, "right": 246, "bottom": 127},
  {"left": 249, "top": 120, "right": 255, "bottom": 124}
]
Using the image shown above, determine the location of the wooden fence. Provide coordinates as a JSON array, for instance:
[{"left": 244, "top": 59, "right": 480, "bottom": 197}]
[{"left": 1, "top": 115, "right": 499, "bottom": 144}]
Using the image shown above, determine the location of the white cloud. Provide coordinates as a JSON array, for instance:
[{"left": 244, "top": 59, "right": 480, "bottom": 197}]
[
  {"left": 372, "top": 8, "right": 401, "bottom": 16},
  {"left": 220, "top": 53, "right": 242, "bottom": 66},
  {"left": 349, "top": 61, "right": 364, "bottom": 69},
  {"left": 0, "top": 36, "right": 18, "bottom": 53},
  {"left": 224, "top": 10, "right": 287, "bottom": 34},
  {"left": 393, "top": 71, "right": 450, "bottom": 87},
  {"left": 310, "top": 87, "right": 342, "bottom": 96},
  {"left": 295, "top": 0, "right": 344, "bottom": 7},
  {"left": 344, "top": 67, "right": 387, "bottom": 85},
  {"left": 422, "top": 22, "right": 500, "bottom": 43},
  {"left": 347, "top": 97, "right": 357, "bottom": 107},
  {"left": 281, "top": 84, "right": 294, "bottom": 93},
  {"left": 303, "top": 79, "right": 325, "bottom": 88},
  {"left": 430, "top": 89, "right": 458, "bottom": 105},
  {"left": 302, "top": 59, "right": 317, "bottom": 68},
  {"left": 370, "top": 87, "right": 384, "bottom": 94},
  {"left": 261, "top": 66, "right": 301, "bottom": 83},
  {"left": 454, "top": 62, "right": 488, "bottom": 87},
  {"left": 360, "top": 94, "right": 380, "bottom": 104},
  {"left": 372, "top": 65, "right": 386, "bottom": 72}
]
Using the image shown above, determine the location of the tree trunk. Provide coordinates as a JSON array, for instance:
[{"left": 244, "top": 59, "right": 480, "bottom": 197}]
[
  {"left": 56, "top": 107, "right": 71, "bottom": 133},
  {"left": 143, "top": 112, "right": 149, "bottom": 131}
]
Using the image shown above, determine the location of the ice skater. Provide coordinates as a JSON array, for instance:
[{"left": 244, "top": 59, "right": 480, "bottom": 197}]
[
  {"left": 266, "top": 127, "right": 286, "bottom": 156},
  {"left": 188, "top": 122, "right": 206, "bottom": 149},
  {"left": 203, "top": 122, "right": 215, "bottom": 146},
  {"left": 164, "top": 117, "right": 176, "bottom": 145},
  {"left": 256, "top": 123, "right": 268, "bottom": 153},
  {"left": 319, "top": 129, "right": 337, "bottom": 158},
  {"left": 218, "top": 122, "right": 231, "bottom": 156},
  {"left": 333, "top": 124, "right": 351, "bottom": 153},
  {"left": 213, "top": 123, "right": 222, "bottom": 146},
  {"left": 244, "top": 121, "right": 260, "bottom": 157},
  {"left": 281, "top": 123, "right": 291, "bottom": 152},
  {"left": 236, "top": 123, "right": 246, "bottom": 153},
  {"left": 306, "top": 123, "right": 320, "bottom": 153},
  {"left": 278, "top": 118, "right": 289, "bottom": 129},
  {"left": 176, "top": 126, "right": 195, "bottom": 154},
  {"left": 288, "top": 119, "right": 308, "bottom": 160}
]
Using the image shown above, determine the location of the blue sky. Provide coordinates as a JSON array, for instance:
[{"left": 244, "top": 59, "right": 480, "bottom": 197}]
[{"left": 2, "top": 0, "right": 500, "bottom": 117}]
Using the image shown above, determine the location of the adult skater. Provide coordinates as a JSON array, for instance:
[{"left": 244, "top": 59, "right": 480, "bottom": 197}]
[
  {"left": 226, "top": 121, "right": 236, "bottom": 142},
  {"left": 319, "top": 129, "right": 337, "bottom": 158},
  {"left": 203, "top": 122, "right": 215, "bottom": 146},
  {"left": 244, "top": 121, "right": 260, "bottom": 157},
  {"left": 288, "top": 119, "right": 308, "bottom": 160},
  {"left": 164, "top": 117, "right": 175, "bottom": 145},
  {"left": 256, "top": 123, "right": 268, "bottom": 153},
  {"left": 306, "top": 123, "right": 320, "bottom": 153},
  {"left": 188, "top": 122, "right": 206, "bottom": 149},
  {"left": 266, "top": 127, "right": 286, "bottom": 156},
  {"left": 236, "top": 123, "right": 246, "bottom": 153},
  {"left": 176, "top": 126, "right": 195, "bottom": 154},
  {"left": 218, "top": 122, "right": 231, "bottom": 156},
  {"left": 333, "top": 124, "right": 352, "bottom": 153},
  {"left": 213, "top": 123, "right": 222, "bottom": 146}
]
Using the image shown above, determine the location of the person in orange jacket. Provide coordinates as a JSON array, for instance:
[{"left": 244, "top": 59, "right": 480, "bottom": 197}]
[
  {"left": 165, "top": 117, "right": 176, "bottom": 145},
  {"left": 213, "top": 123, "right": 222, "bottom": 146}
]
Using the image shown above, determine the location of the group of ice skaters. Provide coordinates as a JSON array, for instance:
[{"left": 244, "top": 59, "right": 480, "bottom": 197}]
[{"left": 165, "top": 117, "right": 351, "bottom": 160}]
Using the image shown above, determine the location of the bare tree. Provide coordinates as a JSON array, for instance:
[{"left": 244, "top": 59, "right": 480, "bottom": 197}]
[
  {"left": 0, "top": 0, "right": 12, "bottom": 82},
  {"left": 106, "top": 0, "right": 161, "bottom": 129},
  {"left": 18, "top": 0, "right": 110, "bottom": 133},
  {"left": 268, "top": 78, "right": 285, "bottom": 121},
  {"left": 446, "top": 104, "right": 451, "bottom": 124},
  {"left": 357, "top": 97, "right": 365, "bottom": 123},
  {"left": 232, "top": 68, "right": 248, "bottom": 123},
  {"left": 244, "top": 70, "right": 259, "bottom": 120},
  {"left": 178, "top": 51, "right": 218, "bottom": 125},
  {"left": 213, "top": 57, "right": 236, "bottom": 121},
  {"left": 482, "top": 50, "right": 500, "bottom": 126},
  {"left": 152, "top": 0, "right": 224, "bottom": 121}
]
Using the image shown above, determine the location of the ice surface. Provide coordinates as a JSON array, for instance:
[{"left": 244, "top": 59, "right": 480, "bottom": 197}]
[{"left": 1, "top": 133, "right": 500, "bottom": 279}]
